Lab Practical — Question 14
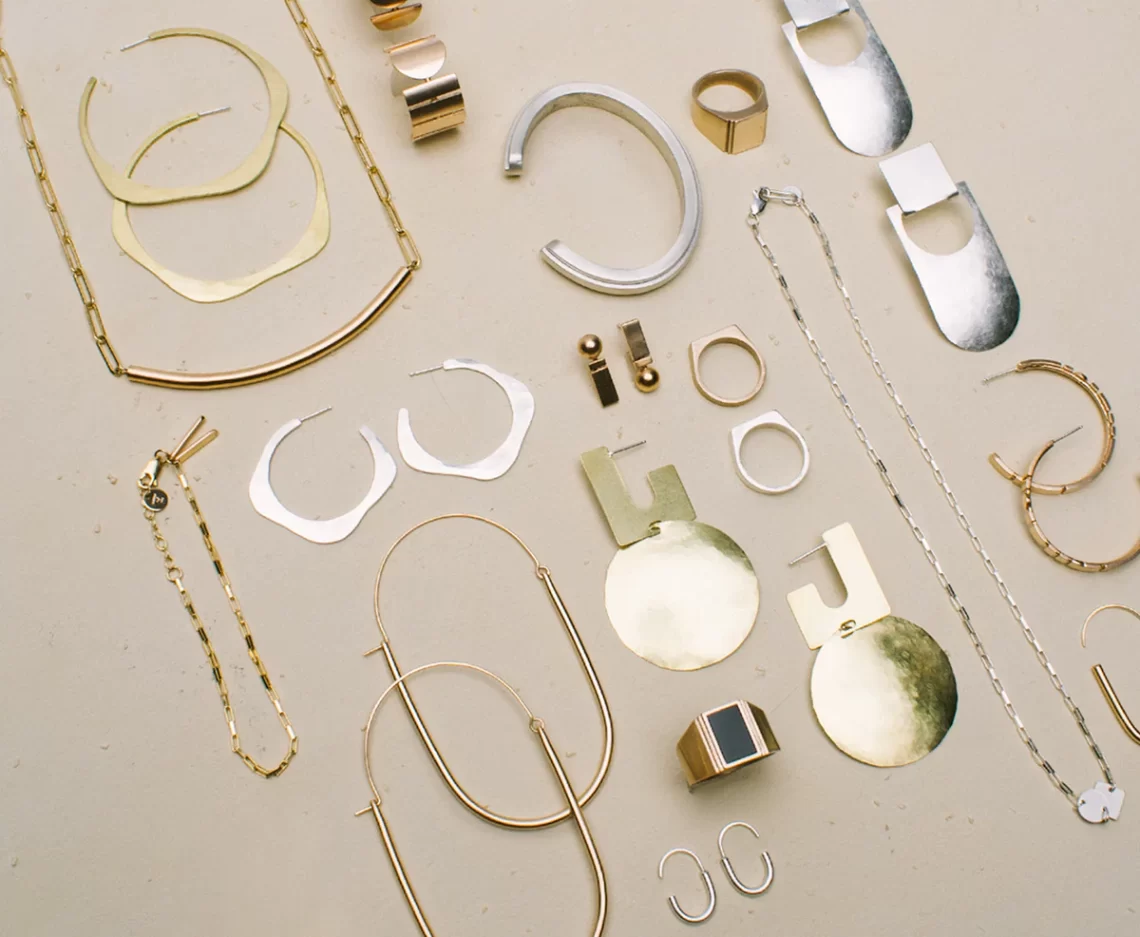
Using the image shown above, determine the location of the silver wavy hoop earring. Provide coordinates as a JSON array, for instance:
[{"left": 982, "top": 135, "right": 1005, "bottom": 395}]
[
  {"left": 249, "top": 407, "right": 397, "bottom": 544},
  {"left": 718, "top": 822, "right": 775, "bottom": 896},
  {"left": 398, "top": 359, "right": 535, "bottom": 481}
]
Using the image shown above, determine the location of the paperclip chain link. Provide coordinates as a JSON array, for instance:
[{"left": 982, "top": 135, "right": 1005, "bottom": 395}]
[
  {"left": 747, "top": 186, "right": 1113, "bottom": 810},
  {"left": 139, "top": 457, "right": 297, "bottom": 778}
]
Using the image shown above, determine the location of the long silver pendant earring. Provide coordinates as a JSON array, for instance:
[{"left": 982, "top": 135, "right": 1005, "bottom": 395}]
[
  {"left": 249, "top": 408, "right": 397, "bottom": 544},
  {"left": 398, "top": 358, "right": 535, "bottom": 480}
]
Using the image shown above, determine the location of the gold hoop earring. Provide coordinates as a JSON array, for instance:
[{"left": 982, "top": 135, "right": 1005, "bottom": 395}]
[
  {"left": 79, "top": 27, "right": 288, "bottom": 205},
  {"left": 1021, "top": 434, "right": 1140, "bottom": 572},
  {"left": 365, "top": 514, "right": 614, "bottom": 830},
  {"left": 357, "top": 661, "right": 608, "bottom": 937},
  {"left": 984, "top": 359, "right": 1115, "bottom": 495},
  {"left": 110, "top": 112, "right": 330, "bottom": 303}
]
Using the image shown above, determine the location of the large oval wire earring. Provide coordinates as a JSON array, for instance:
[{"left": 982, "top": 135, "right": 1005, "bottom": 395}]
[
  {"left": 366, "top": 514, "right": 614, "bottom": 830},
  {"left": 397, "top": 358, "right": 535, "bottom": 480},
  {"left": 79, "top": 27, "right": 288, "bottom": 205},
  {"left": 358, "top": 662, "right": 608, "bottom": 937},
  {"left": 718, "top": 822, "right": 774, "bottom": 896},
  {"left": 984, "top": 359, "right": 1116, "bottom": 495},
  {"left": 249, "top": 408, "right": 396, "bottom": 544},
  {"left": 658, "top": 848, "right": 716, "bottom": 924},
  {"left": 111, "top": 113, "right": 330, "bottom": 303},
  {"left": 1021, "top": 433, "right": 1140, "bottom": 573}
]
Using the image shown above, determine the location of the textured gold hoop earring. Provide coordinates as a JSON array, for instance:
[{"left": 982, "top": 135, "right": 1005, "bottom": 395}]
[
  {"left": 110, "top": 111, "right": 330, "bottom": 303},
  {"left": 79, "top": 27, "right": 288, "bottom": 205},
  {"left": 985, "top": 359, "right": 1115, "bottom": 495},
  {"left": 366, "top": 514, "right": 614, "bottom": 830},
  {"left": 1021, "top": 435, "right": 1140, "bottom": 573}
]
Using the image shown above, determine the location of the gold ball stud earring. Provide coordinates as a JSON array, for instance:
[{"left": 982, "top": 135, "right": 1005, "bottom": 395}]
[
  {"left": 578, "top": 334, "right": 603, "bottom": 358},
  {"left": 635, "top": 366, "right": 660, "bottom": 392}
]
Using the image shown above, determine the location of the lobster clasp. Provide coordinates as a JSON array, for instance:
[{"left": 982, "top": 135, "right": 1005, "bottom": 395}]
[{"left": 138, "top": 455, "right": 163, "bottom": 490}]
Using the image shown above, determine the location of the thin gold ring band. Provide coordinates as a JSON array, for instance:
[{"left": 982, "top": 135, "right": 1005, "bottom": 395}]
[
  {"left": 689, "top": 324, "right": 766, "bottom": 406},
  {"left": 112, "top": 115, "right": 330, "bottom": 303}
]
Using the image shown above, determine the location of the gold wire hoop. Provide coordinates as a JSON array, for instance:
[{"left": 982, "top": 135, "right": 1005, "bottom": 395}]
[
  {"left": 1081, "top": 605, "right": 1140, "bottom": 745},
  {"left": 358, "top": 661, "right": 608, "bottom": 937},
  {"left": 1021, "top": 438, "right": 1140, "bottom": 573},
  {"left": 987, "top": 359, "right": 1116, "bottom": 495},
  {"left": 111, "top": 114, "right": 330, "bottom": 303},
  {"left": 367, "top": 513, "right": 614, "bottom": 829},
  {"left": 79, "top": 27, "right": 288, "bottom": 205}
]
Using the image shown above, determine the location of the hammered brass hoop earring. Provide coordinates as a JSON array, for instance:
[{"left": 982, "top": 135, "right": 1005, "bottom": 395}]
[
  {"left": 357, "top": 661, "right": 608, "bottom": 937},
  {"left": 111, "top": 112, "right": 330, "bottom": 303},
  {"left": 366, "top": 514, "right": 614, "bottom": 830},
  {"left": 1021, "top": 436, "right": 1140, "bottom": 573},
  {"left": 79, "top": 27, "right": 288, "bottom": 205},
  {"left": 985, "top": 359, "right": 1116, "bottom": 495}
]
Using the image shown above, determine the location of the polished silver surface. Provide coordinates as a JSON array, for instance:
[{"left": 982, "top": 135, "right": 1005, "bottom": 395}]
[
  {"left": 249, "top": 409, "right": 396, "bottom": 544},
  {"left": 879, "top": 142, "right": 957, "bottom": 214},
  {"left": 658, "top": 848, "right": 717, "bottom": 925},
  {"left": 504, "top": 82, "right": 702, "bottom": 295},
  {"left": 730, "top": 410, "right": 810, "bottom": 495},
  {"left": 881, "top": 147, "right": 1020, "bottom": 351},
  {"left": 782, "top": 0, "right": 912, "bottom": 157},
  {"left": 398, "top": 358, "right": 535, "bottom": 481}
]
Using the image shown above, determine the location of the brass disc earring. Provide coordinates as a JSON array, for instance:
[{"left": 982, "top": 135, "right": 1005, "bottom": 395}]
[
  {"left": 110, "top": 112, "right": 330, "bottom": 303},
  {"left": 79, "top": 27, "right": 288, "bottom": 205}
]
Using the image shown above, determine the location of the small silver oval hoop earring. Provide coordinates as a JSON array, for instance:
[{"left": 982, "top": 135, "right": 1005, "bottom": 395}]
[
  {"left": 658, "top": 848, "right": 716, "bottom": 924},
  {"left": 249, "top": 407, "right": 397, "bottom": 544},
  {"left": 731, "top": 410, "right": 810, "bottom": 494},
  {"left": 398, "top": 358, "right": 536, "bottom": 481},
  {"left": 718, "top": 822, "right": 774, "bottom": 896}
]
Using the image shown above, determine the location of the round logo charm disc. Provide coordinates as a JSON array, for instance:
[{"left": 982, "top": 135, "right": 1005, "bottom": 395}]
[
  {"left": 604, "top": 520, "right": 759, "bottom": 671},
  {"left": 810, "top": 615, "right": 957, "bottom": 767},
  {"left": 143, "top": 488, "right": 169, "bottom": 512}
]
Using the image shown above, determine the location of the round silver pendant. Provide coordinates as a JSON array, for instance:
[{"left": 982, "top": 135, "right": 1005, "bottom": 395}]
[
  {"left": 604, "top": 520, "right": 759, "bottom": 671},
  {"left": 810, "top": 615, "right": 957, "bottom": 767}
]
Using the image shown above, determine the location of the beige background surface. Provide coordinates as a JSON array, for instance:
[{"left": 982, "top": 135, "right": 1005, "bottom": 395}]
[{"left": 2, "top": 1, "right": 1139, "bottom": 934}]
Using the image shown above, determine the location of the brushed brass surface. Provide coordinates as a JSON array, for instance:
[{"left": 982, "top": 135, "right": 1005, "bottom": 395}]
[
  {"left": 690, "top": 69, "right": 769, "bottom": 154},
  {"left": 811, "top": 615, "right": 957, "bottom": 767},
  {"left": 605, "top": 520, "right": 759, "bottom": 671},
  {"left": 580, "top": 447, "right": 695, "bottom": 547}
]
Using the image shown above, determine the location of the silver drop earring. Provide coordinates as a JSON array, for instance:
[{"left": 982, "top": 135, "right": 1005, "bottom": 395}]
[
  {"left": 718, "top": 822, "right": 775, "bottom": 896},
  {"left": 658, "top": 848, "right": 716, "bottom": 924},
  {"left": 398, "top": 358, "right": 535, "bottom": 481},
  {"left": 249, "top": 408, "right": 397, "bottom": 544}
]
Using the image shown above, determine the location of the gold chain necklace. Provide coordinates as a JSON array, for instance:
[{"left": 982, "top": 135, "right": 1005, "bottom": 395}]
[
  {"left": 0, "top": 0, "right": 420, "bottom": 389},
  {"left": 137, "top": 417, "right": 298, "bottom": 778}
]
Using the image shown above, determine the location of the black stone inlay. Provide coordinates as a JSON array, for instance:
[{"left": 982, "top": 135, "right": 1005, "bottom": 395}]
[{"left": 708, "top": 704, "right": 756, "bottom": 765}]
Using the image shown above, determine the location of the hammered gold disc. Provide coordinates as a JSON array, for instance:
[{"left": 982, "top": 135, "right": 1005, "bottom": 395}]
[
  {"left": 604, "top": 520, "right": 759, "bottom": 671},
  {"left": 811, "top": 615, "right": 957, "bottom": 767}
]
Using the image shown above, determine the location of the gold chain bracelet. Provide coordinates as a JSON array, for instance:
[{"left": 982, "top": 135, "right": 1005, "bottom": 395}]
[
  {"left": 0, "top": 0, "right": 419, "bottom": 389},
  {"left": 137, "top": 417, "right": 298, "bottom": 778}
]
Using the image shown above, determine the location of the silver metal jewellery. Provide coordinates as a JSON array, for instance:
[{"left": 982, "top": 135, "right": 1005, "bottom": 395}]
[
  {"left": 398, "top": 358, "right": 535, "bottom": 481},
  {"left": 718, "top": 822, "right": 775, "bottom": 897},
  {"left": 780, "top": 0, "right": 912, "bottom": 157},
  {"left": 879, "top": 143, "right": 1019, "bottom": 351},
  {"left": 731, "top": 410, "right": 810, "bottom": 494},
  {"left": 504, "top": 82, "right": 702, "bottom": 295},
  {"left": 747, "top": 186, "right": 1118, "bottom": 821},
  {"left": 249, "top": 408, "right": 397, "bottom": 545},
  {"left": 659, "top": 848, "right": 716, "bottom": 924}
]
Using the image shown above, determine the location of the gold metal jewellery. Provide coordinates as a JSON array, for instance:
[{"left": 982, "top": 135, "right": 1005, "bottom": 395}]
[
  {"left": 690, "top": 69, "right": 769, "bottom": 155},
  {"left": 386, "top": 35, "right": 465, "bottom": 141},
  {"left": 135, "top": 417, "right": 298, "bottom": 778},
  {"left": 1081, "top": 605, "right": 1140, "bottom": 746},
  {"left": 357, "top": 661, "right": 608, "bottom": 937},
  {"left": 578, "top": 334, "right": 620, "bottom": 408},
  {"left": 787, "top": 523, "right": 957, "bottom": 767},
  {"left": 1020, "top": 433, "right": 1140, "bottom": 573},
  {"left": 985, "top": 359, "right": 1116, "bottom": 495},
  {"left": 676, "top": 701, "right": 780, "bottom": 789},
  {"left": 370, "top": 0, "right": 423, "bottom": 31},
  {"left": 619, "top": 319, "right": 661, "bottom": 392},
  {"left": 110, "top": 114, "right": 331, "bottom": 304},
  {"left": 0, "top": 2, "right": 420, "bottom": 387},
  {"left": 366, "top": 514, "right": 614, "bottom": 829},
  {"left": 79, "top": 28, "right": 289, "bottom": 205},
  {"left": 689, "top": 325, "right": 766, "bottom": 407},
  {"left": 581, "top": 443, "right": 760, "bottom": 671}
]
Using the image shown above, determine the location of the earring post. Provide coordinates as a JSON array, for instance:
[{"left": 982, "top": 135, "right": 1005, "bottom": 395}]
[
  {"left": 788, "top": 542, "right": 827, "bottom": 566},
  {"left": 1054, "top": 425, "right": 1083, "bottom": 445},
  {"left": 299, "top": 406, "right": 333, "bottom": 423},
  {"left": 198, "top": 105, "right": 232, "bottom": 118},
  {"left": 610, "top": 440, "right": 646, "bottom": 457},
  {"left": 981, "top": 367, "right": 1017, "bottom": 385},
  {"left": 120, "top": 36, "right": 153, "bottom": 51},
  {"left": 409, "top": 365, "right": 444, "bottom": 377}
]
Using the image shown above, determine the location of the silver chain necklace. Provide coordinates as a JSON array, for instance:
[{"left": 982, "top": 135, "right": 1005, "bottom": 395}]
[{"left": 747, "top": 186, "right": 1121, "bottom": 824}]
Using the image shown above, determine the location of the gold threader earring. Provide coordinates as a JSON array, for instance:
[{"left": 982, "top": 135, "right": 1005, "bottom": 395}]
[
  {"left": 356, "top": 661, "right": 608, "bottom": 937},
  {"left": 79, "top": 27, "right": 289, "bottom": 205},
  {"left": 366, "top": 514, "right": 614, "bottom": 829}
]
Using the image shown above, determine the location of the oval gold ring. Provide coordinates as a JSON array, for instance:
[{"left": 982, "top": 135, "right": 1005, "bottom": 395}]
[
  {"left": 690, "top": 69, "right": 769, "bottom": 154},
  {"left": 689, "top": 325, "right": 766, "bottom": 407}
]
